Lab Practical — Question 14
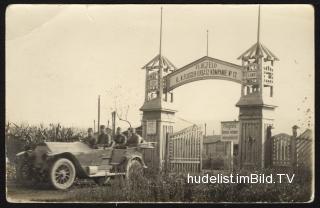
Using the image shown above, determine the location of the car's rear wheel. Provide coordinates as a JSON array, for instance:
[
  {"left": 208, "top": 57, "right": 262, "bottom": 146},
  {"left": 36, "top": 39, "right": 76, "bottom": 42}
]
[
  {"left": 93, "top": 177, "right": 111, "bottom": 186},
  {"left": 50, "top": 158, "right": 76, "bottom": 190}
]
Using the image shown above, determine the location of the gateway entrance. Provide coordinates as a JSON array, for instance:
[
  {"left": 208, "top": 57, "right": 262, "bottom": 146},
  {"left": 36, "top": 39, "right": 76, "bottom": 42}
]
[{"left": 140, "top": 7, "right": 278, "bottom": 170}]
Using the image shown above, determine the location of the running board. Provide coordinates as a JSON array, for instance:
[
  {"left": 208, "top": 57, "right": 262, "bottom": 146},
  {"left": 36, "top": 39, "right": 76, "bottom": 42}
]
[{"left": 89, "top": 170, "right": 126, "bottom": 177}]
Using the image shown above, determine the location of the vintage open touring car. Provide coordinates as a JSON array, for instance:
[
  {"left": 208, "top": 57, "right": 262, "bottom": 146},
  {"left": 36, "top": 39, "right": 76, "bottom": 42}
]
[{"left": 15, "top": 141, "right": 154, "bottom": 190}]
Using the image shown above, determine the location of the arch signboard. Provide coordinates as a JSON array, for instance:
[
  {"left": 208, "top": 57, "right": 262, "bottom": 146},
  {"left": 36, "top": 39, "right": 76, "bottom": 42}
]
[{"left": 164, "top": 56, "right": 244, "bottom": 92}]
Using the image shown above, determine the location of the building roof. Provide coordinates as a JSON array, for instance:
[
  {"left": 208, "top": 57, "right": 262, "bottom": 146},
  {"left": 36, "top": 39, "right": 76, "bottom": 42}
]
[
  {"left": 142, "top": 54, "right": 177, "bottom": 72},
  {"left": 203, "top": 135, "right": 221, "bottom": 144},
  {"left": 237, "top": 6, "right": 279, "bottom": 62},
  {"left": 237, "top": 42, "right": 279, "bottom": 62}
]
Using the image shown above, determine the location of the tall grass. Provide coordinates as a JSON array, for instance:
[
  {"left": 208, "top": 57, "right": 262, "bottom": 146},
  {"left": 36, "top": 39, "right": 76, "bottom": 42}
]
[{"left": 64, "top": 167, "right": 312, "bottom": 202}]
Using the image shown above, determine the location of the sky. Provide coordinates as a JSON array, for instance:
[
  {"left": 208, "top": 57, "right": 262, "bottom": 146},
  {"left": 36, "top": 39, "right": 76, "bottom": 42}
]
[{"left": 6, "top": 4, "right": 314, "bottom": 135}]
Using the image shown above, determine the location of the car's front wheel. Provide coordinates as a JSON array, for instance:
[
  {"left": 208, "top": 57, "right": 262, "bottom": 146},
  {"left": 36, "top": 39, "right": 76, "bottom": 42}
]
[
  {"left": 50, "top": 158, "right": 76, "bottom": 190},
  {"left": 126, "top": 159, "right": 143, "bottom": 183}
]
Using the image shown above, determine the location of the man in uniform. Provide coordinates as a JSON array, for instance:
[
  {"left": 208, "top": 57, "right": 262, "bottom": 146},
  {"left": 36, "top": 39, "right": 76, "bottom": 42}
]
[
  {"left": 97, "top": 125, "right": 112, "bottom": 147},
  {"left": 113, "top": 127, "right": 127, "bottom": 148},
  {"left": 83, "top": 128, "right": 96, "bottom": 148},
  {"left": 127, "top": 128, "right": 144, "bottom": 147}
]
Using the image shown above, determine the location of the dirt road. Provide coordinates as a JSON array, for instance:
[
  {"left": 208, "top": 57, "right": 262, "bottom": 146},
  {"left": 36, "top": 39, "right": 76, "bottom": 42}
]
[{"left": 6, "top": 180, "right": 102, "bottom": 202}]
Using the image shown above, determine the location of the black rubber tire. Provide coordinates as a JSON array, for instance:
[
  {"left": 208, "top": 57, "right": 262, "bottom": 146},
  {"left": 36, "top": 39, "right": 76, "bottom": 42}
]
[
  {"left": 125, "top": 159, "right": 143, "bottom": 182},
  {"left": 49, "top": 158, "right": 76, "bottom": 190},
  {"left": 16, "top": 162, "right": 33, "bottom": 186}
]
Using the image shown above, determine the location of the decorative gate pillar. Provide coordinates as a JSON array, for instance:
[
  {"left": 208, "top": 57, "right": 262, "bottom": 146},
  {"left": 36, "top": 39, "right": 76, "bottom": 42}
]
[
  {"left": 236, "top": 6, "right": 279, "bottom": 168},
  {"left": 140, "top": 8, "right": 177, "bottom": 171},
  {"left": 140, "top": 54, "right": 176, "bottom": 171}
]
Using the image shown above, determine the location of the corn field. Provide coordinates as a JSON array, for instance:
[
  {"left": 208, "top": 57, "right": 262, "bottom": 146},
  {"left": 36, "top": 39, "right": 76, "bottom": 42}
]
[{"left": 5, "top": 122, "right": 86, "bottom": 163}]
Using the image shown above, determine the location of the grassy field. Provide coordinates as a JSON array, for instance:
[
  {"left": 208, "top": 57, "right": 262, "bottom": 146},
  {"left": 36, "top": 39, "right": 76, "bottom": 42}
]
[{"left": 7, "top": 166, "right": 313, "bottom": 203}]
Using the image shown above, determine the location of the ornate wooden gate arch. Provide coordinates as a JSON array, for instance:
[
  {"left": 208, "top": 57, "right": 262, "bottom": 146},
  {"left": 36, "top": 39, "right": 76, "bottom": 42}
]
[{"left": 140, "top": 7, "right": 279, "bottom": 171}]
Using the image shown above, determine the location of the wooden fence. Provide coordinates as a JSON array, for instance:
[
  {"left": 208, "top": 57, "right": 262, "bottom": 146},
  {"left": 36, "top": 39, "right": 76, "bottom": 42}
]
[
  {"left": 296, "top": 136, "right": 312, "bottom": 168},
  {"left": 271, "top": 133, "right": 292, "bottom": 167},
  {"left": 166, "top": 125, "right": 203, "bottom": 173},
  {"left": 271, "top": 131, "right": 312, "bottom": 169}
]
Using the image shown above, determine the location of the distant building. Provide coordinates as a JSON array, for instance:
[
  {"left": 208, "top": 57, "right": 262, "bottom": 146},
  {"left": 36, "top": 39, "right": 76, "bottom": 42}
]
[
  {"left": 221, "top": 120, "right": 239, "bottom": 144},
  {"left": 203, "top": 135, "right": 222, "bottom": 156},
  {"left": 202, "top": 135, "right": 233, "bottom": 170}
]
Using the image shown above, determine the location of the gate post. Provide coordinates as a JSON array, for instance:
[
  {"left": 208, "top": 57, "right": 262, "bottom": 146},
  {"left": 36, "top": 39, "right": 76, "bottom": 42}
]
[
  {"left": 237, "top": 46, "right": 278, "bottom": 169},
  {"left": 140, "top": 55, "right": 176, "bottom": 171},
  {"left": 236, "top": 6, "right": 279, "bottom": 169},
  {"left": 140, "top": 105, "right": 176, "bottom": 172}
]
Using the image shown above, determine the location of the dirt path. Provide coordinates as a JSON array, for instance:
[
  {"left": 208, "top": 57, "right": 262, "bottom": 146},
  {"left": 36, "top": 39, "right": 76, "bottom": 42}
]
[{"left": 6, "top": 180, "right": 98, "bottom": 202}]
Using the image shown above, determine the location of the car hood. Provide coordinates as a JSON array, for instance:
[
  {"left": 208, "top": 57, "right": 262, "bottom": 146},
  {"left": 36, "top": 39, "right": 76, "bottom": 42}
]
[{"left": 44, "top": 142, "right": 91, "bottom": 153}]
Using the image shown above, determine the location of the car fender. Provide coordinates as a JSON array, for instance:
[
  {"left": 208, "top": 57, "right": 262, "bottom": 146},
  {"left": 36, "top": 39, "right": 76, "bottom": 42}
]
[
  {"left": 15, "top": 150, "right": 34, "bottom": 164},
  {"left": 122, "top": 152, "right": 147, "bottom": 169},
  {"left": 16, "top": 151, "right": 26, "bottom": 157},
  {"left": 47, "top": 152, "right": 88, "bottom": 178}
]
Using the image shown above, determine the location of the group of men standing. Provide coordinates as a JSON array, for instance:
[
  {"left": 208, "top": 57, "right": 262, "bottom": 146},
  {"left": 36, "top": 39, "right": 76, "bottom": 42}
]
[{"left": 83, "top": 125, "right": 143, "bottom": 148}]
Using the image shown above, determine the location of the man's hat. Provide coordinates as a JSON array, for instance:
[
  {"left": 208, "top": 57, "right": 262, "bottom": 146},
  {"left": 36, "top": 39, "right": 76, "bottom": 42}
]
[{"left": 100, "top": 125, "right": 106, "bottom": 129}]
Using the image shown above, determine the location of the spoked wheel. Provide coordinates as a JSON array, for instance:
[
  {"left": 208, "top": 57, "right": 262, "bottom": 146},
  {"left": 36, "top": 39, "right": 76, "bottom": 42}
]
[
  {"left": 16, "top": 162, "right": 34, "bottom": 186},
  {"left": 125, "top": 159, "right": 144, "bottom": 185},
  {"left": 93, "top": 177, "right": 111, "bottom": 186},
  {"left": 50, "top": 158, "right": 76, "bottom": 190}
]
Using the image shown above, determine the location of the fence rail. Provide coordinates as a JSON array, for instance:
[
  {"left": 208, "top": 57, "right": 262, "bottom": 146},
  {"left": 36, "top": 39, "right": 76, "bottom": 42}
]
[
  {"left": 167, "top": 125, "right": 203, "bottom": 173},
  {"left": 271, "top": 132, "right": 312, "bottom": 169},
  {"left": 296, "top": 137, "right": 312, "bottom": 168}
]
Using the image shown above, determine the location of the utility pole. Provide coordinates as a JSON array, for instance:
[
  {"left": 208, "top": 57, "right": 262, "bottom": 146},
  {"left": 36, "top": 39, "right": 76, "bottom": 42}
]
[
  {"left": 98, "top": 95, "right": 101, "bottom": 135},
  {"left": 93, "top": 119, "right": 96, "bottom": 133},
  {"left": 206, "top": 30, "right": 209, "bottom": 56},
  {"left": 112, "top": 111, "right": 116, "bottom": 138},
  {"left": 204, "top": 123, "right": 207, "bottom": 137}
]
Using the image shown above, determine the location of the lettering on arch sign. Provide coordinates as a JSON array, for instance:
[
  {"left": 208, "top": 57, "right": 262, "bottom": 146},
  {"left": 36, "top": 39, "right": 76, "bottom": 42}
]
[{"left": 165, "top": 56, "right": 244, "bottom": 92}]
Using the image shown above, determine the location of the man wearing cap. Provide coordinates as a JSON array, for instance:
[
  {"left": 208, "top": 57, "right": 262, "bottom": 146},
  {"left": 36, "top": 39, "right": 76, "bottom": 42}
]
[
  {"left": 127, "top": 128, "right": 144, "bottom": 147},
  {"left": 97, "top": 125, "right": 112, "bottom": 147},
  {"left": 113, "top": 127, "right": 127, "bottom": 148},
  {"left": 83, "top": 128, "right": 96, "bottom": 148}
]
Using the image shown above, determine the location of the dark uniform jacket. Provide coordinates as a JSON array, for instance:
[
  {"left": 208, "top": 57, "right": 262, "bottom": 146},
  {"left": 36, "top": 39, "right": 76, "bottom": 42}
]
[
  {"left": 114, "top": 133, "right": 127, "bottom": 145},
  {"left": 127, "top": 133, "right": 140, "bottom": 146},
  {"left": 84, "top": 135, "right": 96, "bottom": 148},
  {"left": 97, "top": 133, "right": 111, "bottom": 147}
]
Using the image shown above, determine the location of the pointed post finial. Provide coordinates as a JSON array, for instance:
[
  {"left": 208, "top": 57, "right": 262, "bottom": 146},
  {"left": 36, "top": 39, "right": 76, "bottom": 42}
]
[
  {"left": 257, "top": 5, "right": 261, "bottom": 43},
  {"left": 206, "top": 30, "right": 209, "bottom": 56},
  {"left": 159, "top": 7, "right": 163, "bottom": 56},
  {"left": 158, "top": 7, "right": 164, "bottom": 99}
]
